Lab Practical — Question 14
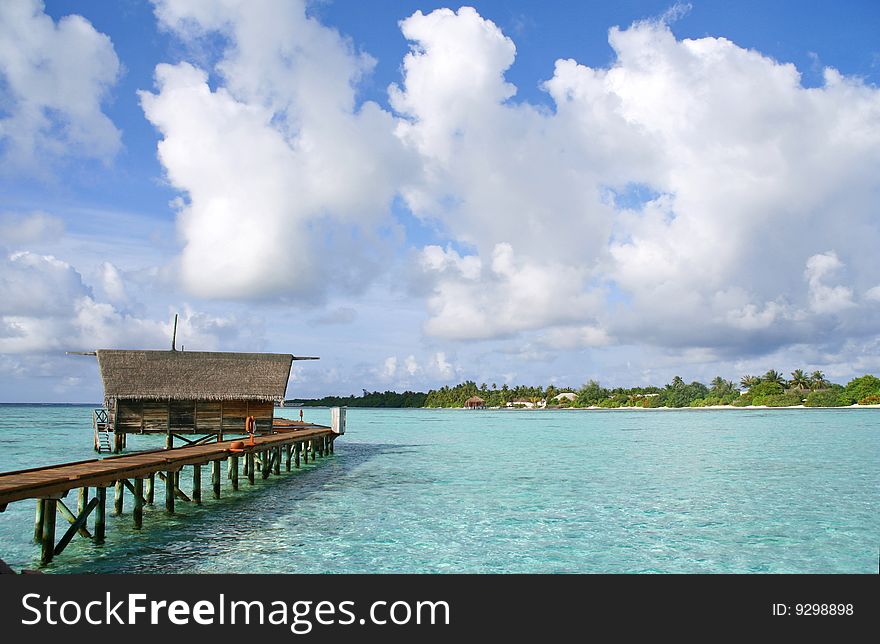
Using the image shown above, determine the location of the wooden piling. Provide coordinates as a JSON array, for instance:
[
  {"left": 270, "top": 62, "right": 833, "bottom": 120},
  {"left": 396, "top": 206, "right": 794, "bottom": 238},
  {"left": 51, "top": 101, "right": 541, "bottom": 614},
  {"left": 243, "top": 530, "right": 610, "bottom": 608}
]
[
  {"left": 230, "top": 455, "right": 239, "bottom": 490},
  {"left": 261, "top": 450, "right": 271, "bottom": 480},
  {"left": 133, "top": 478, "right": 144, "bottom": 528},
  {"left": 40, "top": 499, "right": 57, "bottom": 565},
  {"left": 273, "top": 447, "right": 281, "bottom": 475},
  {"left": 77, "top": 487, "right": 89, "bottom": 515},
  {"left": 212, "top": 460, "right": 221, "bottom": 499},
  {"left": 146, "top": 474, "right": 154, "bottom": 504},
  {"left": 165, "top": 470, "right": 175, "bottom": 513},
  {"left": 114, "top": 480, "right": 124, "bottom": 515},
  {"left": 294, "top": 442, "right": 301, "bottom": 468},
  {"left": 95, "top": 487, "right": 106, "bottom": 542},
  {"left": 34, "top": 499, "right": 44, "bottom": 542},
  {"left": 165, "top": 433, "right": 173, "bottom": 450},
  {"left": 248, "top": 453, "right": 255, "bottom": 485},
  {"left": 285, "top": 444, "right": 292, "bottom": 471},
  {"left": 303, "top": 441, "right": 309, "bottom": 464},
  {"left": 192, "top": 465, "right": 201, "bottom": 504},
  {"left": 329, "top": 437, "right": 334, "bottom": 454}
]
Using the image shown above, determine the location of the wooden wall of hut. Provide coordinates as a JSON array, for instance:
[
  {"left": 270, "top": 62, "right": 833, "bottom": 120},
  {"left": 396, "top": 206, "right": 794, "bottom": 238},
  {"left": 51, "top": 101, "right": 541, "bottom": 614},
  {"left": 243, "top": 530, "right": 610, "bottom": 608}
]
[{"left": 112, "top": 400, "right": 274, "bottom": 434}]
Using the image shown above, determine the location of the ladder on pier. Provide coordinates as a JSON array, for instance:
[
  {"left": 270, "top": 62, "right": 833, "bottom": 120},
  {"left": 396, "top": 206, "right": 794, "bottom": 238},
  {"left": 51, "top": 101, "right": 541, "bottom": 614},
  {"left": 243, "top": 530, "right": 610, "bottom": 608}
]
[{"left": 93, "top": 408, "right": 113, "bottom": 453}]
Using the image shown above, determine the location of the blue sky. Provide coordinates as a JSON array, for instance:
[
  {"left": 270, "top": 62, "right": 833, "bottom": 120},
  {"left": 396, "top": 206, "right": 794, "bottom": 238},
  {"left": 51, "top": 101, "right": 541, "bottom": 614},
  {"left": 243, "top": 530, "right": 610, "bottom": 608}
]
[{"left": 1, "top": 1, "right": 879, "bottom": 401}]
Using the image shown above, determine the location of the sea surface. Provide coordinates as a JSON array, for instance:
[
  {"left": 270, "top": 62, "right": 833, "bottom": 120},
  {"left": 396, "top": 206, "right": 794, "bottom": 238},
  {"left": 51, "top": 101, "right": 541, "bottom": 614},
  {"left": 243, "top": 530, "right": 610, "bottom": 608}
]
[{"left": 0, "top": 405, "right": 877, "bottom": 573}]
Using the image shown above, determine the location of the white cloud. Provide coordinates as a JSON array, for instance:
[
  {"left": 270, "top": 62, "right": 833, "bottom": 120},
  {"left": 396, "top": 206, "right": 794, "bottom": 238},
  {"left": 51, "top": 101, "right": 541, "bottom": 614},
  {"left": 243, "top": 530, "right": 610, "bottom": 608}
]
[
  {"left": 430, "top": 352, "right": 454, "bottom": 379},
  {"left": 404, "top": 354, "right": 419, "bottom": 376},
  {"left": 381, "top": 356, "right": 397, "bottom": 379},
  {"left": 420, "top": 242, "right": 603, "bottom": 340},
  {"left": 392, "top": 9, "right": 880, "bottom": 354},
  {"left": 804, "top": 251, "right": 855, "bottom": 314},
  {"left": 98, "top": 262, "right": 128, "bottom": 304},
  {"left": 141, "top": 0, "right": 413, "bottom": 300},
  {"left": 133, "top": 4, "right": 880, "bottom": 376},
  {"left": 0, "top": 251, "right": 90, "bottom": 317},
  {"left": 0, "top": 248, "right": 264, "bottom": 355},
  {"left": 0, "top": 212, "right": 64, "bottom": 245},
  {"left": 0, "top": 0, "right": 120, "bottom": 170}
]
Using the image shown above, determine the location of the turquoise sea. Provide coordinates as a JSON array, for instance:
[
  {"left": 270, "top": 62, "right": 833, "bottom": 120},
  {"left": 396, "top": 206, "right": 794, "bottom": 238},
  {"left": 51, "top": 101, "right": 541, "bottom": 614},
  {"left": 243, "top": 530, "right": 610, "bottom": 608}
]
[{"left": 0, "top": 405, "right": 877, "bottom": 573}]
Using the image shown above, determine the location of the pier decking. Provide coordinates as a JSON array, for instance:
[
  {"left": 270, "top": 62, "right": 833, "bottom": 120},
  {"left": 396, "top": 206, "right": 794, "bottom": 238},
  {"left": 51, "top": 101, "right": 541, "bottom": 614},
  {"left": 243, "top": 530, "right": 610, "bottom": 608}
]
[{"left": 0, "top": 422, "right": 339, "bottom": 566}]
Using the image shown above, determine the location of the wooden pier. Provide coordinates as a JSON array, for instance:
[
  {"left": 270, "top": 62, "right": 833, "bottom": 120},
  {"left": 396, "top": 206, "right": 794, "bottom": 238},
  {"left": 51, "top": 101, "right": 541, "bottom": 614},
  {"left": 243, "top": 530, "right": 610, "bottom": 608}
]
[{"left": 0, "top": 422, "right": 339, "bottom": 566}]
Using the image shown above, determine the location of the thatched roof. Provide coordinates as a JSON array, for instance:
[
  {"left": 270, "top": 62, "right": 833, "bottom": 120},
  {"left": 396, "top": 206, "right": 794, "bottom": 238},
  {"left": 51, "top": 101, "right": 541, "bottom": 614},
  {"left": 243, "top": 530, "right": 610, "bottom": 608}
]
[
  {"left": 465, "top": 396, "right": 485, "bottom": 405},
  {"left": 96, "top": 350, "right": 295, "bottom": 403}
]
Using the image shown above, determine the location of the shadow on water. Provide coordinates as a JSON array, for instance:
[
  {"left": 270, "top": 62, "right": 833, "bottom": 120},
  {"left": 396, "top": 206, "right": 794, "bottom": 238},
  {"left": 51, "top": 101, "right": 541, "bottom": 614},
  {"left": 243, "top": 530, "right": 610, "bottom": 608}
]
[{"left": 51, "top": 442, "right": 415, "bottom": 573}]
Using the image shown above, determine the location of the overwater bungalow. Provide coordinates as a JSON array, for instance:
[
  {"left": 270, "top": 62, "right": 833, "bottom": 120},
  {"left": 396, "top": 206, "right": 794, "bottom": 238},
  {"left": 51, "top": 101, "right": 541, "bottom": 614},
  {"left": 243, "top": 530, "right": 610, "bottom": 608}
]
[
  {"left": 92, "top": 349, "right": 316, "bottom": 452},
  {"left": 464, "top": 396, "right": 485, "bottom": 409}
]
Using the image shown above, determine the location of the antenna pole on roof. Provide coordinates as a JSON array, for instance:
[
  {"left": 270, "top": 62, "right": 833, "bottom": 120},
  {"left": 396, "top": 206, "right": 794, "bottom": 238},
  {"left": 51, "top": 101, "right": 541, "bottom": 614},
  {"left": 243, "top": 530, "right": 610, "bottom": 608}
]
[{"left": 171, "top": 313, "right": 178, "bottom": 351}]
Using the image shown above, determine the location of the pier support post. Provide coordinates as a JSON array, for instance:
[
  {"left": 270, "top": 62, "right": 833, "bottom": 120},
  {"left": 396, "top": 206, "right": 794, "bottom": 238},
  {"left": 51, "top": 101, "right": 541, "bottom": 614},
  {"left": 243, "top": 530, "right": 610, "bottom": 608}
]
[
  {"left": 34, "top": 499, "right": 44, "bottom": 542},
  {"left": 261, "top": 450, "right": 271, "bottom": 480},
  {"left": 247, "top": 453, "right": 255, "bottom": 485},
  {"left": 329, "top": 437, "right": 334, "bottom": 454},
  {"left": 274, "top": 447, "right": 281, "bottom": 475},
  {"left": 294, "top": 442, "right": 301, "bottom": 468},
  {"left": 165, "top": 432, "right": 173, "bottom": 450},
  {"left": 192, "top": 465, "right": 201, "bottom": 504},
  {"left": 95, "top": 487, "right": 106, "bottom": 542},
  {"left": 133, "top": 478, "right": 144, "bottom": 529},
  {"left": 285, "top": 444, "right": 292, "bottom": 471},
  {"left": 212, "top": 460, "right": 221, "bottom": 499},
  {"left": 146, "top": 474, "right": 154, "bottom": 505},
  {"left": 230, "top": 455, "right": 239, "bottom": 491},
  {"left": 303, "top": 441, "right": 309, "bottom": 464},
  {"left": 165, "top": 471, "right": 175, "bottom": 514},
  {"left": 114, "top": 480, "right": 124, "bottom": 515},
  {"left": 113, "top": 432, "right": 124, "bottom": 454},
  {"left": 78, "top": 487, "right": 89, "bottom": 515},
  {"left": 40, "top": 499, "right": 57, "bottom": 565}
]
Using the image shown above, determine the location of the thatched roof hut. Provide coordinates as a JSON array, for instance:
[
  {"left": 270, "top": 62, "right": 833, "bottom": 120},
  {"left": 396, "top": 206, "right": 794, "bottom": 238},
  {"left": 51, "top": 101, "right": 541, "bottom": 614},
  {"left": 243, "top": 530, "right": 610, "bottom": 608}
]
[
  {"left": 96, "top": 350, "right": 293, "bottom": 404},
  {"left": 95, "top": 350, "right": 312, "bottom": 436},
  {"left": 464, "top": 395, "right": 485, "bottom": 409}
]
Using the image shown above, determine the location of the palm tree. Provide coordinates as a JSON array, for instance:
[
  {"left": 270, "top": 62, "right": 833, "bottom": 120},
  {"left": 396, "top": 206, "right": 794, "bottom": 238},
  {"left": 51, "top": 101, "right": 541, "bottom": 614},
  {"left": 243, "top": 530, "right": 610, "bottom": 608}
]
[
  {"left": 670, "top": 376, "right": 685, "bottom": 389},
  {"left": 810, "top": 371, "right": 829, "bottom": 390},
  {"left": 763, "top": 369, "right": 786, "bottom": 387},
  {"left": 789, "top": 369, "right": 809, "bottom": 390},
  {"left": 740, "top": 375, "right": 760, "bottom": 389}
]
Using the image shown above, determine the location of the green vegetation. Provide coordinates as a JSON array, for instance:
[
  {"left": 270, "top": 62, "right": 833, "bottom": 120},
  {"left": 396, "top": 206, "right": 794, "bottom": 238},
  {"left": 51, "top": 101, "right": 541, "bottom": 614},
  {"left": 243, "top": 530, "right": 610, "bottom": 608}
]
[
  {"left": 841, "top": 374, "right": 880, "bottom": 405},
  {"left": 292, "top": 390, "right": 427, "bottom": 408},
  {"left": 424, "top": 381, "right": 549, "bottom": 408},
  {"left": 291, "top": 371, "right": 879, "bottom": 409},
  {"left": 804, "top": 390, "right": 847, "bottom": 407}
]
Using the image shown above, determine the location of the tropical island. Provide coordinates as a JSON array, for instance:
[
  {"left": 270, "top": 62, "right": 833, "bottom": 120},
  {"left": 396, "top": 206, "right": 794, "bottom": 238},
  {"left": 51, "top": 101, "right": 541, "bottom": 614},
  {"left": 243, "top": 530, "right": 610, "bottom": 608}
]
[{"left": 289, "top": 371, "right": 880, "bottom": 409}]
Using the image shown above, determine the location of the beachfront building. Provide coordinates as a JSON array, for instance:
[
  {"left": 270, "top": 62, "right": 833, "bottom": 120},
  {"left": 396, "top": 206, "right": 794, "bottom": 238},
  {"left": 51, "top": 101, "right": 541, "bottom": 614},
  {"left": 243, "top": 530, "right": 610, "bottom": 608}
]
[
  {"left": 94, "top": 349, "right": 310, "bottom": 451},
  {"left": 464, "top": 395, "right": 486, "bottom": 409},
  {"left": 553, "top": 392, "right": 577, "bottom": 403}
]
